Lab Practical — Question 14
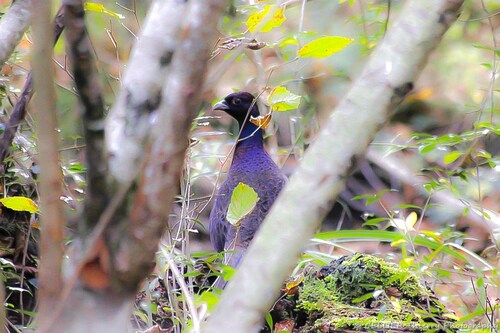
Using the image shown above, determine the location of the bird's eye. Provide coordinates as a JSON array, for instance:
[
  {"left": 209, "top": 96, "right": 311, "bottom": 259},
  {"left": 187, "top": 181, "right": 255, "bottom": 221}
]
[{"left": 232, "top": 98, "right": 242, "bottom": 105}]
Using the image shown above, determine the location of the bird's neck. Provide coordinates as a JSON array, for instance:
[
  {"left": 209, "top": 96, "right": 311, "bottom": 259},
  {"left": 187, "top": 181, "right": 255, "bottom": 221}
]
[{"left": 236, "top": 121, "right": 264, "bottom": 149}]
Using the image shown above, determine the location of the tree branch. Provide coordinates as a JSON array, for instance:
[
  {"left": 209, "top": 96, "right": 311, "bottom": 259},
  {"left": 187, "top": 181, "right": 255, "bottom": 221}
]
[
  {"left": 0, "top": 7, "right": 64, "bottom": 170},
  {"left": 31, "top": 1, "right": 66, "bottom": 330},
  {"left": 204, "top": 0, "right": 465, "bottom": 331},
  {"left": 0, "top": 0, "right": 32, "bottom": 66},
  {"left": 111, "top": 0, "right": 227, "bottom": 290},
  {"left": 62, "top": 0, "right": 108, "bottom": 232},
  {"left": 105, "top": 0, "right": 189, "bottom": 184}
]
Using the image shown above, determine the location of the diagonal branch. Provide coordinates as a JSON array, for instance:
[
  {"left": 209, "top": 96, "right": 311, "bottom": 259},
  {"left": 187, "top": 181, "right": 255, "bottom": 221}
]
[
  {"left": 112, "top": 0, "right": 227, "bottom": 289},
  {"left": 0, "top": 0, "right": 33, "bottom": 66},
  {"left": 62, "top": 0, "right": 108, "bottom": 231},
  {"left": 105, "top": 0, "right": 189, "bottom": 184},
  {"left": 204, "top": 0, "right": 465, "bottom": 331},
  {"left": 0, "top": 7, "right": 64, "bottom": 170}
]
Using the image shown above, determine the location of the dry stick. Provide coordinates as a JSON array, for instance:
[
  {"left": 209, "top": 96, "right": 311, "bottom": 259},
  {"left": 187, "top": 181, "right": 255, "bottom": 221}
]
[
  {"left": 31, "top": 1, "right": 66, "bottom": 331},
  {"left": 0, "top": 7, "right": 65, "bottom": 170},
  {"left": 63, "top": 0, "right": 108, "bottom": 229},
  {"left": 204, "top": 0, "right": 465, "bottom": 332}
]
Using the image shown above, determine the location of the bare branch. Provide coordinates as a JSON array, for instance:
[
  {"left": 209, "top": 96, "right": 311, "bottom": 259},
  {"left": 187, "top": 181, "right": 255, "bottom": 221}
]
[
  {"left": 31, "top": 0, "right": 66, "bottom": 330},
  {"left": 113, "top": 0, "right": 227, "bottom": 289},
  {"left": 105, "top": 0, "right": 189, "bottom": 183},
  {"left": 0, "top": 7, "right": 64, "bottom": 170},
  {"left": 0, "top": 0, "right": 32, "bottom": 66},
  {"left": 62, "top": 0, "right": 108, "bottom": 231},
  {"left": 204, "top": 0, "right": 465, "bottom": 331}
]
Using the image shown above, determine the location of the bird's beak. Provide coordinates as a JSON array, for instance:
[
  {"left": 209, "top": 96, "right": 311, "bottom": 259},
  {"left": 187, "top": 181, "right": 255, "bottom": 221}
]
[{"left": 213, "top": 99, "right": 230, "bottom": 111}]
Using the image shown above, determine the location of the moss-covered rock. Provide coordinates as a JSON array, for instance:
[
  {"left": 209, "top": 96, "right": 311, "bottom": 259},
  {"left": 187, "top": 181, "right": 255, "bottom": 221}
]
[{"left": 295, "top": 253, "right": 457, "bottom": 332}]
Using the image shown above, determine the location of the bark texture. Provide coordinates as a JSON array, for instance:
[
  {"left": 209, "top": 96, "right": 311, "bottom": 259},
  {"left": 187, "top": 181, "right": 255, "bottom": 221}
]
[
  {"left": 105, "top": 0, "right": 189, "bottom": 183},
  {"left": 204, "top": 0, "right": 465, "bottom": 332}
]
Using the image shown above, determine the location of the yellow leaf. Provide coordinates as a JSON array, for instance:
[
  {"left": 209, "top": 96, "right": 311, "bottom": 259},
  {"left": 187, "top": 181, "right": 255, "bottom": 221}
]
[
  {"left": 267, "top": 86, "right": 301, "bottom": 111},
  {"left": 84, "top": 2, "right": 125, "bottom": 19},
  {"left": 391, "top": 212, "right": 417, "bottom": 233},
  {"left": 406, "top": 212, "right": 418, "bottom": 227},
  {"left": 406, "top": 87, "right": 433, "bottom": 102},
  {"left": 298, "top": 36, "right": 353, "bottom": 58},
  {"left": 390, "top": 297, "right": 402, "bottom": 313},
  {"left": 246, "top": 5, "right": 286, "bottom": 33},
  {"left": 285, "top": 273, "right": 304, "bottom": 290},
  {"left": 250, "top": 113, "right": 272, "bottom": 129},
  {"left": 0, "top": 196, "right": 38, "bottom": 213}
]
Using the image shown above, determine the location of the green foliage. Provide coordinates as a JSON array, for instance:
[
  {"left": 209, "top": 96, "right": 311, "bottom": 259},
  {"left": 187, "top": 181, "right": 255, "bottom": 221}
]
[
  {"left": 297, "top": 254, "right": 456, "bottom": 331},
  {"left": 226, "top": 182, "right": 259, "bottom": 227},
  {"left": 267, "top": 86, "right": 302, "bottom": 111},
  {"left": 297, "top": 36, "right": 353, "bottom": 58}
]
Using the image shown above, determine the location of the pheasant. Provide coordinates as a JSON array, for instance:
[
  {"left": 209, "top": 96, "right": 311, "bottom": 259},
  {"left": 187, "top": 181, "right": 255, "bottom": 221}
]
[{"left": 209, "top": 91, "right": 287, "bottom": 287}]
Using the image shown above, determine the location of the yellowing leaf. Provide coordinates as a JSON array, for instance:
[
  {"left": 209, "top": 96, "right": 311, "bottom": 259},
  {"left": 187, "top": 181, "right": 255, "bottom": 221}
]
[
  {"left": 246, "top": 5, "right": 286, "bottom": 33},
  {"left": 391, "top": 212, "right": 418, "bottom": 233},
  {"left": 285, "top": 273, "right": 304, "bottom": 290},
  {"left": 267, "top": 86, "right": 301, "bottom": 111},
  {"left": 250, "top": 113, "right": 272, "bottom": 129},
  {"left": 0, "top": 196, "right": 38, "bottom": 213},
  {"left": 406, "top": 87, "right": 433, "bottom": 102},
  {"left": 390, "top": 297, "right": 402, "bottom": 313},
  {"left": 298, "top": 36, "right": 353, "bottom": 58},
  {"left": 226, "top": 183, "right": 259, "bottom": 227},
  {"left": 84, "top": 2, "right": 125, "bottom": 20},
  {"left": 443, "top": 151, "right": 463, "bottom": 165}
]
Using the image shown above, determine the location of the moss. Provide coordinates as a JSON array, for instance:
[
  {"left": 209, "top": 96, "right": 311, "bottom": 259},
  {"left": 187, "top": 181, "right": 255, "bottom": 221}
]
[{"left": 296, "top": 254, "right": 457, "bottom": 332}]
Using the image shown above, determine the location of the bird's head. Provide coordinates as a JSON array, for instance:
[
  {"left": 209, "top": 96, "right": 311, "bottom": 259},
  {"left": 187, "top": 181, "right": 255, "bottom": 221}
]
[{"left": 213, "top": 91, "right": 260, "bottom": 125}]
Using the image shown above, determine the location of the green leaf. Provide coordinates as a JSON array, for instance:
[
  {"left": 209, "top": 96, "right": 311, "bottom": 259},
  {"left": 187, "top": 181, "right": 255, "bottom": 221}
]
[
  {"left": 265, "top": 312, "right": 274, "bottom": 331},
  {"left": 246, "top": 5, "right": 286, "bottom": 33},
  {"left": 84, "top": 2, "right": 125, "bottom": 19},
  {"left": 195, "top": 291, "right": 219, "bottom": 312},
  {"left": 443, "top": 151, "right": 463, "bottom": 164},
  {"left": 226, "top": 183, "right": 259, "bottom": 227},
  {"left": 298, "top": 36, "right": 353, "bottom": 58},
  {"left": 0, "top": 196, "right": 38, "bottom": 213},
  {"left": 267, "top": 86, "right": 301, "bottom": 111}
]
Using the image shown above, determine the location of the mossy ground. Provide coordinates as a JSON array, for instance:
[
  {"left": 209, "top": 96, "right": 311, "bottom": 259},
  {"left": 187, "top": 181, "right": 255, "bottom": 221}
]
[{"left": 294, "top": 253, "right": 457, "bottom": 332}]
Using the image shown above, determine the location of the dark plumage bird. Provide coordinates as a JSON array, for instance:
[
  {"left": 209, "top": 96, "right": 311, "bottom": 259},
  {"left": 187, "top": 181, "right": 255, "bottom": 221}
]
[{"left": 209, "top": 92, "right": 287, "bottom": 285}]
